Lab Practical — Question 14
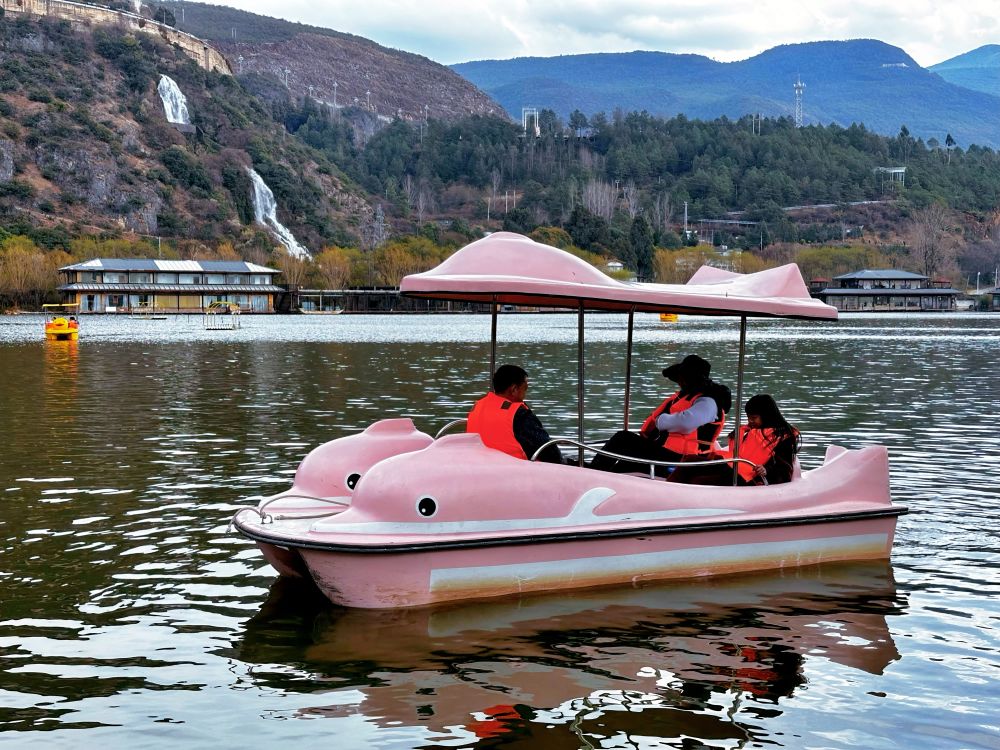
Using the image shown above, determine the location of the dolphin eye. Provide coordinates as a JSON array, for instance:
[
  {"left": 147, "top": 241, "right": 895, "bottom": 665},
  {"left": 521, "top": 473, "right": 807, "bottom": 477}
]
[
  {"left": 416, "top": 496, "right": 437, "bottom": 517},
  {"left": 346, "top": 473, "right": 361, "bottom": 490}
]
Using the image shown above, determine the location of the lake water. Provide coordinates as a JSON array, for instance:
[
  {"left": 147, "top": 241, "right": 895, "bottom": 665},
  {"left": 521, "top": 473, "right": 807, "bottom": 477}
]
[{"left": 1, "top": 312, "right": 998, "bottom": 749}]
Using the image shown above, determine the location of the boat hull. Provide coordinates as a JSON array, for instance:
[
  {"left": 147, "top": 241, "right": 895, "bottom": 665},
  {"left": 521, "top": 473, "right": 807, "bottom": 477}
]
[{"left": 240, "top": 512, "right": 899, "bottom": 609}]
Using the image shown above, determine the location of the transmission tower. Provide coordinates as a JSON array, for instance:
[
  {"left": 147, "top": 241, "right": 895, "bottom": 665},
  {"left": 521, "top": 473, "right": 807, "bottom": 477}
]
[
  {"left": 793, "top": 75, "right": 805, "bottom": 127},
  {"left": 521, "top": 107, "right": 540, "bottom": 137}
]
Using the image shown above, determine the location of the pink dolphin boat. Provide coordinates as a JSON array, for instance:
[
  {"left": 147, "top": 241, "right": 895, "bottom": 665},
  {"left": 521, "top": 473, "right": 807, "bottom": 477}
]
[{"left": 232, "top": 232, "right": 907, "bottom": 608}]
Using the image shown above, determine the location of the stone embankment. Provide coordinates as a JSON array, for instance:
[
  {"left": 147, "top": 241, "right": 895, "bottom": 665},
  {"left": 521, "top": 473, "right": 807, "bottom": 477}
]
[{"left": 0, "top": 0, "right": 231, "bottom": 74}]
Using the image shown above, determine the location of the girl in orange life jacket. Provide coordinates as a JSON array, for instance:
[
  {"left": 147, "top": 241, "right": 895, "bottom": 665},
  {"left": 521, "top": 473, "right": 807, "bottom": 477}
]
[
  {"left": 671, "top": 394, "right": 801, "bottom": 486},
  {"left": 589, "top": 354, "right": 731, "bottom": 476},
  {"left": 467, "top": 364, "right": 564, "bottom": 464}
]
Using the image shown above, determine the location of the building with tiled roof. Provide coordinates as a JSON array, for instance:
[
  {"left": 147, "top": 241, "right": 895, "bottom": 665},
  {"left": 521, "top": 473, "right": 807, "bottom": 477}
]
[
  {"left": 58, "top": 258, "right": 284, "bottom": 313},
  {"left": 812, "top": 268, "right": 959, "bottom": 312}
]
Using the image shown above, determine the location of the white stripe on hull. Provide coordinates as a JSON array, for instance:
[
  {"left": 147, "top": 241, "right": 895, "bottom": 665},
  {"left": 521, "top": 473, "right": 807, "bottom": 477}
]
[{"left": 429, "top": 533, "right": 889, "bottom": 594}]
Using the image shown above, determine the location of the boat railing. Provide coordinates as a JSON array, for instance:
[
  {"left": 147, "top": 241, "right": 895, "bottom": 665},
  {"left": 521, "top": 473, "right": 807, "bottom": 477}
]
[
  {"left": 533, "top": 438, "right": 767, "bottom": 484},
  {"left": 230, "top": 493, "right": 351, "bottom": 527},
  {"left": 434, "top": 419, "right": 468, "bottom": 438}
]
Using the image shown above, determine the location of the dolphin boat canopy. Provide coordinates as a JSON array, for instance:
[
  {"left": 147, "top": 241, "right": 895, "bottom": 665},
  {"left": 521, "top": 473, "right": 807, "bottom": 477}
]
[{"left": 232, "top": 232, "right": 906, "bottom": 609}]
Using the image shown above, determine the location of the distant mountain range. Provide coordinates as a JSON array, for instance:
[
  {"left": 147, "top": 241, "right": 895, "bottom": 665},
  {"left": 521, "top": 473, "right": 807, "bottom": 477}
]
[
  {"left": 453, "top": 40, "right": 1000, "bottom": 148},
  {"left": 930, "top": 44, "right": 1000, "bottom": 98}
]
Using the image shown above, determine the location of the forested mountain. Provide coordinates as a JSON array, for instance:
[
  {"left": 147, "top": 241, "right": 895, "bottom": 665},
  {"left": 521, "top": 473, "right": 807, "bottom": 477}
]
[
  {"left": 930, "top": 45, "right": 1000, "bottom": 98},
  {"left": 453, "top": 40, "right": 1000, "bottom": 148},
  {"left": 329, "top": 107, "right": 1000, "bottom": 251}
]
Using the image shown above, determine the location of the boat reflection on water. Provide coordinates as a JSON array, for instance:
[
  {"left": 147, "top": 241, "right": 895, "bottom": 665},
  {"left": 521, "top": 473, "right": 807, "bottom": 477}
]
[
  {"left": 43, "top": 339, "right": 79, "bottom": 422},
  {"left": 233, "top": 561, "right": 905, "bottom": 744}
]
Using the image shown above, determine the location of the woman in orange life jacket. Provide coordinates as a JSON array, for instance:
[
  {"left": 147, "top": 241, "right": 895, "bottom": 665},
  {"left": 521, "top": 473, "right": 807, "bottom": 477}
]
[
  {"left": 670, "top": 394, "right": 801, "bottom": 486},
  {"left": 467, "top": 364, "right": 565, "bottom": 464},
  {"left": 588, "top": 354, "right": 731, "bottom": 477}
]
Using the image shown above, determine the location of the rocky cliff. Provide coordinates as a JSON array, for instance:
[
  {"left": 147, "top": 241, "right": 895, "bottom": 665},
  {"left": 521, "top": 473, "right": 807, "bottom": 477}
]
[
  {"left": 161, "top": 0, "right": 504, "bottom": 124},
  {"left": 0, "top": 12, "right": 370, "bottom": 255}
]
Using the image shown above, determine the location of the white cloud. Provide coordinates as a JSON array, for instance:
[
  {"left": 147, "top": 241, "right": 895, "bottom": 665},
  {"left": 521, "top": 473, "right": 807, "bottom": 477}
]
[{"left": 210, "top": 0, "right": 1000, "bottom": 67}]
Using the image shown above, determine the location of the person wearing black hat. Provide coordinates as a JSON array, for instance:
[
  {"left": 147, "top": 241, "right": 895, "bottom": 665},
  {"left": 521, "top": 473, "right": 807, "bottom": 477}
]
[
  {"left": 588, "top": 354, "right": 732, "bottom": 476},
  {"left": 467, "top": 364, "right": 565, "bottom": 464}
]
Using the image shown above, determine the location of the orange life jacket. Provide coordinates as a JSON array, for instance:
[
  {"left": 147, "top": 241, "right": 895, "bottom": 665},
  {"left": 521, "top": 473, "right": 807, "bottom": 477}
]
[
  {"left": 640, "top": 390, "right": 726, "bottom": 457},
  {"left": 725, "top": 426, "right": 791, "bottom": 482},
  {"left": 467, "top": 392, "right": 527, "bottom": 459}
]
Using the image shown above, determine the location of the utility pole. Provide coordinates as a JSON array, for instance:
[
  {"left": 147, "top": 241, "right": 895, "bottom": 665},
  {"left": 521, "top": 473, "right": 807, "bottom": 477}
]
[
  {"left": 283, "top": 68, "right": 290, "bottom": 87},
  {"left": 237, "top": 54, "right": 244, "bottom": 74},
  {"left": 332, "top": 81, "right": 338, "bottom": 108}
]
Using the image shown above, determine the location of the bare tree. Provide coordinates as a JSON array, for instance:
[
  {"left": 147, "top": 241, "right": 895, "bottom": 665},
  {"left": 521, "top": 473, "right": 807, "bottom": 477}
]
[
  {"left": 0, "top": 238, "right": 51, "bottom": 309},
  {"left": 273, "top": 248, "right": 309, "bottom": 288},
  {"left": 488, "top": 168, "right": 502, "bottom": 221},
  {"left": 650, "top": 192, "right": 674, "bottom": 234},
  {"left": 622, "top": 180, "right": 640, "bottom": 219},
  {"left": 415, "top": 182, "right": 436, "bottom": 224},
  {"left": 373, "top": 243, "right": 418, "bottom": 286},
  {"left": 315, "top": 246, "right": 354, "bottom": 289},
  {"left": 908, "top": 203, "right": 958, "bottom": 279},
  {"left": 402, "top": 174, "right": 417, "bottom": 213},
  {"left": 582, "top": 179, "right": 616, "bottom": 221}
]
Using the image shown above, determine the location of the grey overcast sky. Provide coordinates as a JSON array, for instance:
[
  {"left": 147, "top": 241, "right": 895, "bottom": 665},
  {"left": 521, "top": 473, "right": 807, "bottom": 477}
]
[{"left": 202, "top": 0, "right": 998, "bottom": 67}]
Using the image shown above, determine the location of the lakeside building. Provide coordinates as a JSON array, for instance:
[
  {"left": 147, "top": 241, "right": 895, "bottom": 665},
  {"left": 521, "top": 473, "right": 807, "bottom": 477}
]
[
  {"left": 58, "top": 259, "right": 284, "bottom": 313},
  {"left": 811, "top": 269, "right": 959, "bottom": 312},
  {"left": 295, "top": 288, "right": 491, "bottom": 313},
  {"left": 991, "top": 287, "right": 1000, "bottom": 311}
]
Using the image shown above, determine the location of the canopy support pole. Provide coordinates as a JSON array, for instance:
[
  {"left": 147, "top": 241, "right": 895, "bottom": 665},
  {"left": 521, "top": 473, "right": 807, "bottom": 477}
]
[
  {"left": 733, "top": 315, "right": 747, "bottom": 485},
  {"left": 577, "top": 301, "right": 585, "bottom": 466},
  {"left": 489, "top": 296, "right": 498, "bottom": 388},
  {"left": 624, "top": 307, "right": 635, "bottom": 430}
]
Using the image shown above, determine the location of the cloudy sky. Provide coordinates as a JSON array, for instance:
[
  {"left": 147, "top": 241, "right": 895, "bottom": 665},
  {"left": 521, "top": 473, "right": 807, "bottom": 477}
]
[{"left": 205, "top": 0, "right": 998, "bottom": 67}]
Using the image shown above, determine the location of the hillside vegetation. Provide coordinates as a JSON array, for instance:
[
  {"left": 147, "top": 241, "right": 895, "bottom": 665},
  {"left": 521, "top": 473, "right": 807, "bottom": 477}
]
[{"left": 0, "top": 13, "right": 368, "bottom": 254}]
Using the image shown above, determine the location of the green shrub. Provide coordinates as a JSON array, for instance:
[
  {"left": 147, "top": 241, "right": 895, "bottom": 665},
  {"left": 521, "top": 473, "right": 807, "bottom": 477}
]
[
  {"left": 159, "top": 146, "right": 212, "bottom": 191},
  {"left": 0, "top": 181, "right": 36, "bottom": 199},
  {"left": 222, "top": 164, "right": 254, "bottom": 224}
]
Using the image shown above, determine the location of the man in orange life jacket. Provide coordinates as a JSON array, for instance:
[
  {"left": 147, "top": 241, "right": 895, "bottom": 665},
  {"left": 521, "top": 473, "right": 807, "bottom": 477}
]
[
  {"left": 467, "top": 364, "right": 565, "bottom": 464},
  {"left": 589, "top": 354, "right": 731, "bottom": 476}
]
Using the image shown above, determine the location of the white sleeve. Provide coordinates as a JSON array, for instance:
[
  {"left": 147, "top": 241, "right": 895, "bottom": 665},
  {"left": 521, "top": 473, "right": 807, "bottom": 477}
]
[{"left": 655, "top": 396, "right": 717, "bottom": 434}]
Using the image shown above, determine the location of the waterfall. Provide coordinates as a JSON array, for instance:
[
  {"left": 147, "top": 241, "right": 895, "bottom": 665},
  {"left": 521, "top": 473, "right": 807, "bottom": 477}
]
[
  {"left": 157, "top": 75, "right": 191, "bottom": 125},
  {"left": 247, "top": 168, "right": 310, "bottom": 259}
]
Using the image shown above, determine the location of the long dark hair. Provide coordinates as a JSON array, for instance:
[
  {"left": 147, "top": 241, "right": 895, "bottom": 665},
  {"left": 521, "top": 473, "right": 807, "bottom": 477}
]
[{"left": 745, "top": 394, "right": 801, "bottom": 453}]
